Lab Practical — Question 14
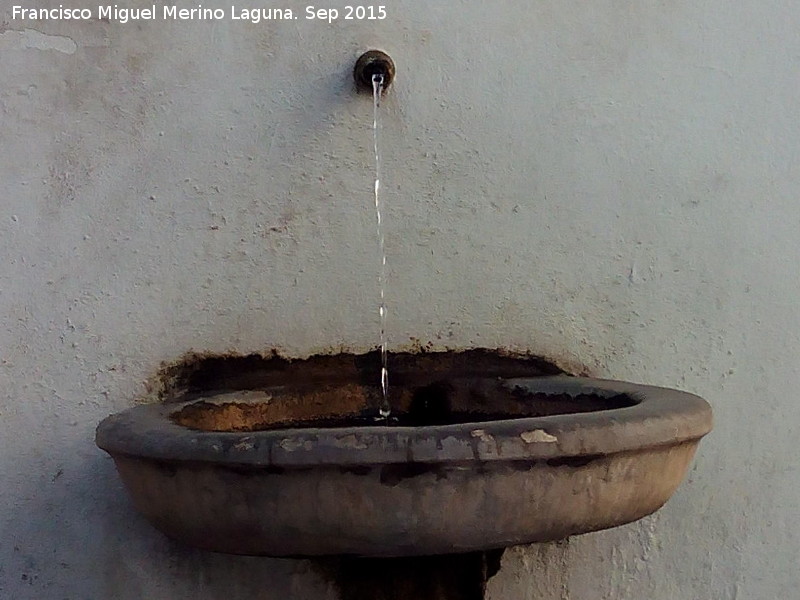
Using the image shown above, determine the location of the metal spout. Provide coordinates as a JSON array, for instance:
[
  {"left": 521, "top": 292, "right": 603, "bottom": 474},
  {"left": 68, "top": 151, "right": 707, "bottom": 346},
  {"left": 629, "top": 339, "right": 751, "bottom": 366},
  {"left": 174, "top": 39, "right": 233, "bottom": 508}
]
[{"left": 354, "top": 50, "right": 395, "bottom": 93}]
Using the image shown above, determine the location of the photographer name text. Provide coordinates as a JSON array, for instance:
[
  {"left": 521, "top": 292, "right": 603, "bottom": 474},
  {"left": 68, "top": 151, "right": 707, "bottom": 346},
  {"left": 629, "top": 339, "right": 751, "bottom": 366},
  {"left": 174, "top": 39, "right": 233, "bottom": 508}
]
[{"left": 12, "top": 5, "right": 387, "bottom": 24}]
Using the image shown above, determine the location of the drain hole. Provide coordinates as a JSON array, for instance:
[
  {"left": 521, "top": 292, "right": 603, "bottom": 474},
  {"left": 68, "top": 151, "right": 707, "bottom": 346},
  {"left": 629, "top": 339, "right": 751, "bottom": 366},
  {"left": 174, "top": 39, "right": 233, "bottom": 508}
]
[{"left": 408, "top": 382, "right": 453, "bottom": 426}]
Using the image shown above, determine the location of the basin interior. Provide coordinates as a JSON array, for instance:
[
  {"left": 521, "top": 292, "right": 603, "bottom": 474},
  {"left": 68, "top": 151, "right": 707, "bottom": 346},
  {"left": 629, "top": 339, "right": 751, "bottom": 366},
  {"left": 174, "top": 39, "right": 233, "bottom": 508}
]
[{"left": 167, "top": 350, "right": 638, "bottom": 432}]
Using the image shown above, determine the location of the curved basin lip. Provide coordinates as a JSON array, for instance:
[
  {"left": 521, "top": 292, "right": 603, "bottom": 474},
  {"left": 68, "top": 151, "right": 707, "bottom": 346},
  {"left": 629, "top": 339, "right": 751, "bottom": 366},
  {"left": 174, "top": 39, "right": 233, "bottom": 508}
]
[{"left": 96, "top": 376, "right": 712, "bottom": 467}]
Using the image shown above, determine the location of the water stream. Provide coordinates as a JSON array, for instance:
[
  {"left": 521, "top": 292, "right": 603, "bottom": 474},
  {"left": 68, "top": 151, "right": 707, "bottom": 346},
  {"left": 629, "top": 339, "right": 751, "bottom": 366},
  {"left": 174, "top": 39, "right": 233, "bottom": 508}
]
[{"left": 372, "top": 73, "right": 390, "bottom": 419}]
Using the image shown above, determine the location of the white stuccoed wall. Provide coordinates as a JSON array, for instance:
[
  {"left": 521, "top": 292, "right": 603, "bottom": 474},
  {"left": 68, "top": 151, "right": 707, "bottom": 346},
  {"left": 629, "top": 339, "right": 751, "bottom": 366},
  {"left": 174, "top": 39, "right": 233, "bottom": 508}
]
[{"left": 1, "top": 1, "right": 798, "bottom": 598}]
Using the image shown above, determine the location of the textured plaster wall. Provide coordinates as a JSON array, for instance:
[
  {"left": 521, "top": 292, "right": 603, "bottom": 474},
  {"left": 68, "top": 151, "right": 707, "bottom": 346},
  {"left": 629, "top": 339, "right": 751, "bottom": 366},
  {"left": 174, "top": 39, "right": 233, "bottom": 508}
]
[{"left": 1, "top": 1, "right": 798, "bottom": 598}]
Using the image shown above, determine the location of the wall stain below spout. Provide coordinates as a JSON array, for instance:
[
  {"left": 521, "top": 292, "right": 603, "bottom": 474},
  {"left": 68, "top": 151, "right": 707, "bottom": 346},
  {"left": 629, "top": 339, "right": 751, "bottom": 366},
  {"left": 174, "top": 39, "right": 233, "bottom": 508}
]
[{"left": 145, "top": 347, "right": 572, "bottom": 404}]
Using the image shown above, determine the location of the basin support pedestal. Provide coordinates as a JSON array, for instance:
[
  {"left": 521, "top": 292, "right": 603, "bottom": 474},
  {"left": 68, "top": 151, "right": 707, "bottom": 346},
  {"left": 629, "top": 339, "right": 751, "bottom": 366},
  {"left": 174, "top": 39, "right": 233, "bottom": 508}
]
[{"left": 320, "top": 550, "right": 504, "bottom": 600}]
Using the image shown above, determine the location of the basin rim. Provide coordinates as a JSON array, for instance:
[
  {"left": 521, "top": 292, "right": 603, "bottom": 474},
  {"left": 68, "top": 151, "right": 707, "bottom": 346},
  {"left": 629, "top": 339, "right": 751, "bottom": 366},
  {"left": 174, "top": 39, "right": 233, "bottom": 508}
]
[{"left": 96, "top": 376, "right": 712, "bottom": 467}]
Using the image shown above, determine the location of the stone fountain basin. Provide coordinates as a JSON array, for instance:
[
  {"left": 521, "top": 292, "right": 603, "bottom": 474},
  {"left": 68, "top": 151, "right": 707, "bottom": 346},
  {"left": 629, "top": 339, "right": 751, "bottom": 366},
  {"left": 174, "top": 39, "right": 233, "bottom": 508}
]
[{"left": 96, "top": 354, "right": 711, "bottom": 557}]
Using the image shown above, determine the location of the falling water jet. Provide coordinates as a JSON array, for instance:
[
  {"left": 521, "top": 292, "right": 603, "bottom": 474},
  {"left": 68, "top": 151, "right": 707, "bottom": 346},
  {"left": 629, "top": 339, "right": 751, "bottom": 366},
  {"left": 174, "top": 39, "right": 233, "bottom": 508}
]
[
  {"left": 372, "top": 72, "right": 390, "bottom": 420},
  {"left": 356, "top": 50, "right": 396, "bottom": 420}
]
